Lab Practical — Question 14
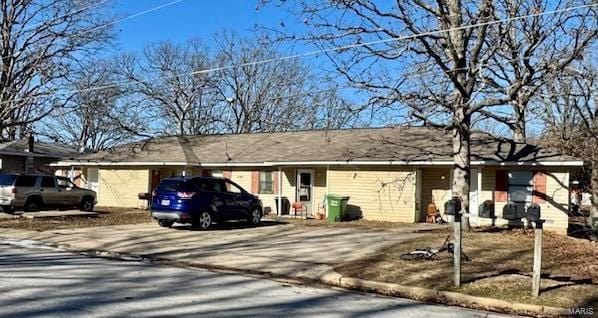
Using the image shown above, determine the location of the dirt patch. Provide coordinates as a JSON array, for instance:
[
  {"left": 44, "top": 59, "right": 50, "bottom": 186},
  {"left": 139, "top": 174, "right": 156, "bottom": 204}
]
[
  {"left": 0, "top": 207, "right": 153, "bottom": 231},
  {"left": 335, "top": 227, "right": 598, "bottom": 308}
]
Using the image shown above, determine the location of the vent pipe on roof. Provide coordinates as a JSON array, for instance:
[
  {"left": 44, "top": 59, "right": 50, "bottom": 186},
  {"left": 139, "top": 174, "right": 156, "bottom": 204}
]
[{"left": 26, "top": 133, "right": 34, "bottom": 153}]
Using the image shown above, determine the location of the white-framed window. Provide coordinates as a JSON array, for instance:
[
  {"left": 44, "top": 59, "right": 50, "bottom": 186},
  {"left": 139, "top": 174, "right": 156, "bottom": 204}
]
[
  {"left": 508, "top": 171, "right": 533, "bottom": 206},
  {"left": 259, "top": 171, "right": 273, "bottom": 194}
]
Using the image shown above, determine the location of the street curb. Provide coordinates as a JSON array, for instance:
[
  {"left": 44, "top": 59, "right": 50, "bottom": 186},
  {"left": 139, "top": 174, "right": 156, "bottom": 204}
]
[
  {"left": 1, "top": 235, "right": 570, "bottom": 318},
  {"left": 333, "top": 277, "right": 568, "bottom": 317},
  {"left": 59, "top": 246, "right": 569, "bottom": 318}
]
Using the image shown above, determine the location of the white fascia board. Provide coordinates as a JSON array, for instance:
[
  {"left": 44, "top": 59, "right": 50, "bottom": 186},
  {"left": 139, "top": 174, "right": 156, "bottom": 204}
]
[
  {"left": 50, "top": 159, "right": 584, "bottom": 167},
  {"left": 49, "top": 161, "right": 273, "bottom": 167},
  {"left": 472, "top": 160, "right": 585, "bottom": 167}
]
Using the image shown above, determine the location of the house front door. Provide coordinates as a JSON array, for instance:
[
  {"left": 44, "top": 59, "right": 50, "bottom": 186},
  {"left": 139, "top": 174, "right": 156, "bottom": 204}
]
[
  {"left": 296, "top": 169, "right": 314, "bottom": 216},
  {"left": 86, "top": 168, "right": 99, "bottom": 193}
]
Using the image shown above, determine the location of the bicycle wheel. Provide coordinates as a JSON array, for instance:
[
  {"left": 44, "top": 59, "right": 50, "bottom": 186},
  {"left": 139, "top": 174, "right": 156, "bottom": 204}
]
[{"left": 400, "top": 251, "right": 429, "bottom": 261}]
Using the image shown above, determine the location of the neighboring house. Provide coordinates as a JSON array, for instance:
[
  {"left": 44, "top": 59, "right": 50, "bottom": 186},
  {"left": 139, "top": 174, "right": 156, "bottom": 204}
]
[
  {"left": 51, "top": 127, "right": 583, "bottom": 233},
  {"left": 0, "top": 137, "right": 78, "bottom": 175}
]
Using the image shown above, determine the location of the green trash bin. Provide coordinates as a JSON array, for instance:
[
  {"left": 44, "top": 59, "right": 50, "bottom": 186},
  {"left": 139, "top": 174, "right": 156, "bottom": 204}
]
[{"left": 326, "top": 194, "right": 350, "bottom": 223}]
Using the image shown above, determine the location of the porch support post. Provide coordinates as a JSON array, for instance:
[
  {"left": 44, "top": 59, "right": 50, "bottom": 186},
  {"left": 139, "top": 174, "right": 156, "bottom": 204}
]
[
  {"left": 476, "top": 168, "right": 482, "bottom": 226},
  {"left": 69, "top": 165, "right": 75, "bottom": 182},
  {"left": 278, "top": 167, "right": 282, "bottom": 216}
]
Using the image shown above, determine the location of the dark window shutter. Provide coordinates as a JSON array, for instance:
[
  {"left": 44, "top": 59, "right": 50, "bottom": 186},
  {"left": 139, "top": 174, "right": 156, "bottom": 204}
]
[
  {"left": 495, "top": 170, "right": 508, "bottom": 202},
  {"left": 251, "top": 171, "right": 259, "bottom": 194},
  {"left": 533, "top": 170, "right": 547, "bottom": 204}
]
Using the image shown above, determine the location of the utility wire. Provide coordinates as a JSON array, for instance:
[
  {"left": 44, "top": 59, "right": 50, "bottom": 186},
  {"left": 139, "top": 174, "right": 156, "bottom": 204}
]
[
  {"left": 0, "top": 0, "right": 187, "bottom": 61},
  {"left": 0, "top": 3, "right": 594, "bottom": 107},
  {"left": 61, "top": 3, "right": 598, "bottom": 95}
]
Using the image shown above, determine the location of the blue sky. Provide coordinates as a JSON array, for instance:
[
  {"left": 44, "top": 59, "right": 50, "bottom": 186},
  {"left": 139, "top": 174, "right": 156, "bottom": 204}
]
[{"left": 112, "top": 0, "right": 294, "bottom": 53}]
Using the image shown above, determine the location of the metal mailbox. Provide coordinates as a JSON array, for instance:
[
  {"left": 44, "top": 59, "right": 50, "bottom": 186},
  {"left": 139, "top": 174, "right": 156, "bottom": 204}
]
[
  {"left": 502, "top": 202, "right": 519, "bottom": 220},
  {"left": 478, "top": 200, "right": 495, "bottom": 218},
  {"left": 526, "top": 203, "right": 541, "bottom": 221},
  {"left": 444, "top": 197, "right": 461, "bottom": 215}
]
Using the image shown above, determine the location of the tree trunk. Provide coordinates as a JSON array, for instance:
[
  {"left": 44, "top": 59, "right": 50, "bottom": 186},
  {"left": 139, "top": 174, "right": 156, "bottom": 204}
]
[
  {"left": 512, "top": 100, "right": 526, "bottom": 143},
  {"left": 452, "top": 106, "right": 471, "bottom": 231},
  {"left": 591, "top": 159, "right": 598, "bottom": 234}
]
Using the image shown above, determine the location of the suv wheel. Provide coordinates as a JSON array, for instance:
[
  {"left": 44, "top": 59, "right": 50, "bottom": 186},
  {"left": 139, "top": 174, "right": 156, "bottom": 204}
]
[
  {"left": 248, "top": 208, "right": 262, "bottom": 226},
  {"left": 2, "top": 205, "right": 14, "bottom": 214},
  {"left": 158, "top": 219, "right": 174, "bottom": 228},
  {"left": 80, "top": 197, "right": 95, "bottom": 212},
  {"left": 24, "top": 198, "right": 41, "bottom": 212},
  {"left": 194, "top": 211, "right": 212, "bottom": 230}
]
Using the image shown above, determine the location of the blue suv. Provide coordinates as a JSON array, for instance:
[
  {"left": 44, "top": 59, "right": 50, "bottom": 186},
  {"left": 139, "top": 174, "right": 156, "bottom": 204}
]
[{"left": 150, "top": 176, "right": 263, "bottom": 230}]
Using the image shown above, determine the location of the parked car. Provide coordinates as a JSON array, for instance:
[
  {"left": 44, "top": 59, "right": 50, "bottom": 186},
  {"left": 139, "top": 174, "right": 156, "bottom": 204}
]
[
  {"left": 0, "top": 173, "right": 97, "bottom": 213},
  {"left": 150, "top": 176, "right": 263, "bottom": 229}
]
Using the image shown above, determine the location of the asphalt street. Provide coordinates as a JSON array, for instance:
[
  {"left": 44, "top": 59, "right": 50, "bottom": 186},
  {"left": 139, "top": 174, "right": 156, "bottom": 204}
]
[{"left": 0, "top": 243, "right": 516, "bottom": 318}]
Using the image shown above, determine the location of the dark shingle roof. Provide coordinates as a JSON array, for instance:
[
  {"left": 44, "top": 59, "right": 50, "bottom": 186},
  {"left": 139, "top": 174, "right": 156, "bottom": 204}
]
[
  {"left": 0, "top": 141, "right": 78, "bottom": 158},
  {"left": 64, "top": 127, "right": 580, "bottom": 165}
]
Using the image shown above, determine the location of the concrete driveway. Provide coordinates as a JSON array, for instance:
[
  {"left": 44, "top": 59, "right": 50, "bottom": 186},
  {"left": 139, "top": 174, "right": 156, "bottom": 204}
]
[
  {"left": 0, "top": 244, "right": 514, "bottom": 318},
  {"left": 0, "top": 221, "right": 425, "bottom": 280}
]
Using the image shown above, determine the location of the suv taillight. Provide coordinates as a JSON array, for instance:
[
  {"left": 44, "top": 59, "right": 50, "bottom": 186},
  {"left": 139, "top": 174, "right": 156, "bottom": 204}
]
[
  {"left": 11, "top": 187, "right": 16, "bottom": 194},
  {"left": 176, "top": 191, "right": 197, "bottom": 199}
]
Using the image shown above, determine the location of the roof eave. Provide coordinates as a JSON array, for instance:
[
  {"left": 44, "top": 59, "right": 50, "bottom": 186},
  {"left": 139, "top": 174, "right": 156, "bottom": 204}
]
[{"left": 50, "top": 159, "right": 585, "bottom": 167}]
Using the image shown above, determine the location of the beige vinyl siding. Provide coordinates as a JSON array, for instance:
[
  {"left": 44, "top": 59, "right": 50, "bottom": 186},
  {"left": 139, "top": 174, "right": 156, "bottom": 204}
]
[
  {"left": 420, "top": 168, "right": 452, "bottom": 218},
  {"left": 541, "top": 170, "right": 569, "bottom": 233},
  {"left": 477, "top": 168, "right": 499, "bottom": 226},
  {"left": 328, "top": 166, "right": 416, "bottom": 222},
  {"left": 97, "top": 168, "right": 150, "bottom": 207},
  {"left": 230, "top": 169, "right": 252, "bottom": 191},
  {"left": 282, "top": 168, "right": 296, "bottom": 201}
]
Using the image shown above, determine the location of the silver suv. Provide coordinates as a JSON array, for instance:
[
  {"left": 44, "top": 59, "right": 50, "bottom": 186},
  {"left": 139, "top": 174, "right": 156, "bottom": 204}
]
[{"left": 0, "top": 174, "right": 97, "bottom": 213}]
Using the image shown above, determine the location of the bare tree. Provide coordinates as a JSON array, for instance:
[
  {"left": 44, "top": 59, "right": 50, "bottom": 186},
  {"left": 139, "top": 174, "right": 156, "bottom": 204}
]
[
  {"left": 303, "top": 87, "right": 361, "bottom": 130},
  {"left": 270, "top": 0, "right": 515, "bottom": 231},
  {"left": 0, "top": 0, "right": 113, "bottom": 140},
  {"left": 118, "top": 39, "right": 220, "bottom": 136},
  {"left": 478, "top": 0, "right": 596, "bottom": 142},
  {"left": 212, "top": 32, "right": 321, "bottom": 133},
  {"left": 539, "top": 59, "right": 597, "bottom": 232},
  {"left": 38, "top": 60, "right": 144, "bottom": 152}
]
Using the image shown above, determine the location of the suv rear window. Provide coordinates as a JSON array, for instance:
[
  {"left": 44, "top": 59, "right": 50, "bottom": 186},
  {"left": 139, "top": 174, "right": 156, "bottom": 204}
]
[
  {"left": 15, "top": 175, "right": 37, "bottom": 187},
  {"left": 157, "top": 180, "right": 196, "bottom": 192},
  {"left": 193, "top": 179, "right": 225, "bottom": 192},
  {"left": 0, "top": 174, "right": 16, "bottom": 186}
]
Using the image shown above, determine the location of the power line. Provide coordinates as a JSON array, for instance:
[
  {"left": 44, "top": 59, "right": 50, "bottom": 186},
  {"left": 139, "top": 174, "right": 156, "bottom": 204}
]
[
  {"left": 0, "top": 0, "right": 187, "bottom": 62},
  {"left": 66, "top": 3, "right": 598, "bottom": 95},
  {"left": 83, "top": 0, "right": 188, "bottom": 36},
  {"left": 0, "top": 3, "right": 594, "bottom": 107},
  {"left": 20, "top": 0, "right": 112, "bottom": 34}
]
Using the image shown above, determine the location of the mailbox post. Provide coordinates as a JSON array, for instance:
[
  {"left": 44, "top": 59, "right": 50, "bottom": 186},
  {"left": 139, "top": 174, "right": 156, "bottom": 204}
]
[
  {"left": 445, "top": 196, "right": 462, "bottom": 288},
  {"left": 527, "top": 204, "right": 543, "bottom": 297}
]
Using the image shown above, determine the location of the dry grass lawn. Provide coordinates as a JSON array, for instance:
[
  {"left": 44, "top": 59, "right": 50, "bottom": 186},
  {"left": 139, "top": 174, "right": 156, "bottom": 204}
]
[
  {"left": 335, "top": 227, "right": 598, "bottom": 308},
  {"left": 0, "top": 207, "right": 153, "bottom": 231}
]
